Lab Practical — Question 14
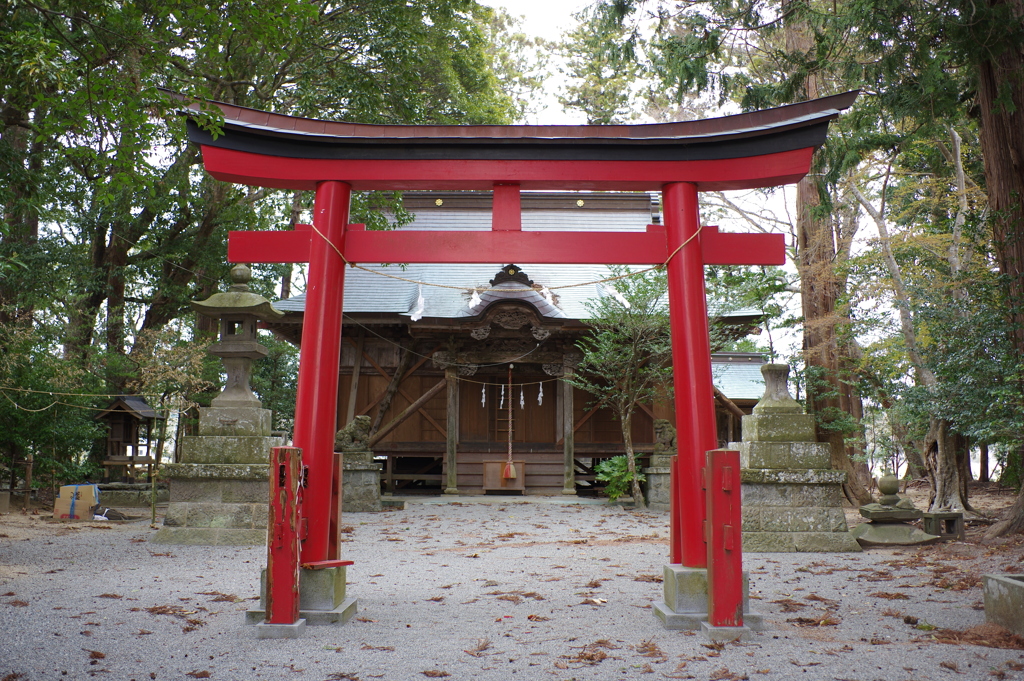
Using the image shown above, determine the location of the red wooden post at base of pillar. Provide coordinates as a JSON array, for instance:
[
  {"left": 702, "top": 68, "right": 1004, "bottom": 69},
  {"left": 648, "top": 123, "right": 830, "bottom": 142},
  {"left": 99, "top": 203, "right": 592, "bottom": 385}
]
[
  {"left": 266, "top": 446, "right": 302, "bottom": 625},
  {"left": 663, "top": 181, "right": 717, "bottom": 569},
  {"left": 295, "top": 181, "right": 350, "bottom": 565},
  {"left": 705, "top": 449, "right": 743, "bottom": 627},
  {"left": 669, "top": 454, "right": 681, "bottom": 564}
]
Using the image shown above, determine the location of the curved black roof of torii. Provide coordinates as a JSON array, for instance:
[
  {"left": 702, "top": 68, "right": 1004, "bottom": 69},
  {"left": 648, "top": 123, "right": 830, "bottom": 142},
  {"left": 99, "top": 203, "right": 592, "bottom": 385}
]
[{"left": 180, "top": 91, "right": 858, "bottom": 164}]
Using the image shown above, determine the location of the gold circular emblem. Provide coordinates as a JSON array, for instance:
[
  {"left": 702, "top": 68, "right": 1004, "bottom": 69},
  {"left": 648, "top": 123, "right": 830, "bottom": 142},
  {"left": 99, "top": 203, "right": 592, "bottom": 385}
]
[
  {"left": 435, "top": 198, "right": 443, "bottom": 206},
  {"left": 576, "top": 199, "right": 585, "bottom": 207}
]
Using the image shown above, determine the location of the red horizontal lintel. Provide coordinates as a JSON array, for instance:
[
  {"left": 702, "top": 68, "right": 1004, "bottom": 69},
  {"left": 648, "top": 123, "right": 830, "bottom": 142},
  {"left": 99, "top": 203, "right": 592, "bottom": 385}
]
[
  {"left": 228, "top": 229, "right": 311, "bottom": 263},
  {"left": 700, "top": 226, "right": 786, "bottom": 266},
  {"left": 344, "top": 229, "right": 668, "bottom": 265},
  {"left": 228, "top": 224, "right": 784, "bottom": 267},
  {"left": 202, "top": 146, "right": 816, "bottom": 193}
]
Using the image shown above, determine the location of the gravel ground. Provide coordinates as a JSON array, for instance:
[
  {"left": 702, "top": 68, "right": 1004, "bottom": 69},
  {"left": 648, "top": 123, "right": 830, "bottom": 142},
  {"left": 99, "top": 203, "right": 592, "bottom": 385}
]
[{"left": 2, "top": 498, "right": 1024, "bottom": 681}]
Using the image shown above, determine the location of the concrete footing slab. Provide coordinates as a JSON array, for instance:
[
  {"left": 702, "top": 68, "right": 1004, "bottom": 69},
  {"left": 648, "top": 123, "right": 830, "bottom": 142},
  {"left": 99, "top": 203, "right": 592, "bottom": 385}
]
[
  {"left": 653, "top": 565, "right": 765, "bottom": 632},
  {"left": 245, "top": 565, "right": 358, "bottom": 628},
  {"left": 247, "top": 598, "right": 358, "bottom": 627},
  {"left": 700, "top": 621, "right": 754, "bottom": 642},
  {"left": 254, "top": 618, "right": 306, "bottom": 639}
]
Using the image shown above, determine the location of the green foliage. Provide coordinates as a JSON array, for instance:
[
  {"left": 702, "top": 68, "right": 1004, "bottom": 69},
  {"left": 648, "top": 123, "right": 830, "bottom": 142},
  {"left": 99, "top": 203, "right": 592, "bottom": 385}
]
[
  {"left": 595, "top": 455, "right": 645, "bottom": 502},
  {"left": 251, "top": 333, "right": 299, "bottom": 435},
  {"left": 571, "top": 267, "right": 673, "bottom": 417},
  {"left": 0, "top": 0, "right": 517, "bottom": 473},
  {"left": 558, "top": 6, "right": 644, "bottom": 124}
]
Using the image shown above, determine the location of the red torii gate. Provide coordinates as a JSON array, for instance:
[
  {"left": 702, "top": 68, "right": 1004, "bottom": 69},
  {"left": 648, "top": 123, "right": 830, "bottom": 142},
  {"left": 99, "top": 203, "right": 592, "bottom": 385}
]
[{"left": 181, "top": 91, "right": 856, "bottom": 629}]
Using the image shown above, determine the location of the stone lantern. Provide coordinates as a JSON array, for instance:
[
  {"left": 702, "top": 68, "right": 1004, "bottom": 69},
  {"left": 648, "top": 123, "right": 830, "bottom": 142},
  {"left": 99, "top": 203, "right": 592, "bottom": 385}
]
[
  {"left": 191, "top": 264, "right": 284, "bottom": 411},
  {"left": 153, "top": 264, "right": 287, "bottom": 546}
]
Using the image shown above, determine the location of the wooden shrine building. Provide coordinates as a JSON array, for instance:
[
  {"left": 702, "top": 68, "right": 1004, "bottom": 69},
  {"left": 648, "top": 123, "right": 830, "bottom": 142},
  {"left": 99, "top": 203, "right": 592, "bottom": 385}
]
[
  {"left": 265, "top": 191, "right": 768, "bottom": 495},
  {"left": 95, "top": 395, "right": 163, "bottom": 482}
]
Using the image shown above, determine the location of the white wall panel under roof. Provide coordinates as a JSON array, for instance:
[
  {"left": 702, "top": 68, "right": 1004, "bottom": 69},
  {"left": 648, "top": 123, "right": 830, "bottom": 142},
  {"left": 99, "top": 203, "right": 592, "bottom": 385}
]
[
  {"left": 399, "top": 209, "right": 491, "bottom": 231},
  {"left": 388, "top": 191, "right": 655, "bottom": 232},
  {"left": 521, "top": 210, "right": 650, "bottom": 231}
]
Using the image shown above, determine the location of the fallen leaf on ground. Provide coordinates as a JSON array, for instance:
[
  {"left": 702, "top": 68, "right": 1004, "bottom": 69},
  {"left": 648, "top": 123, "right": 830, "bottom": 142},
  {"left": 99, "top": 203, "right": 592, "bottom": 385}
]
[
  {"left": 924, "top": 624, "right": 1024, "bottom": 650},
  {"left": 771, "top": 599, "right": 806, "bottom": 612},
  {"left": 787, "top": 616, "right": 840, "bottom": 627},
  {"left": 464, "top": 638, "right": 491, "bottom": 656},
  {"left": 634, "top": 574, "right": 662, "bottom": 583},
  {"left": 421, "top": 671, "right": 450, "bottom": 678},
  {"left": 360, "top": 644, "right": 394, "bottom": 652},
  {"left": 870, "top": 591, "right": 910, "bottom": 600}
]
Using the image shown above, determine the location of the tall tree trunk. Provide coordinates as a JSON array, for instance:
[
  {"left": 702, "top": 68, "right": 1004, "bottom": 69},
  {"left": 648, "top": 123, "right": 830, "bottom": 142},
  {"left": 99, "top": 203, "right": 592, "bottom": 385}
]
[
  {"left": 976, "top": 0, "right": 1024, "bottom": 536},
  {"left": 925, "top": 418, "right": 977, "bottom": 513},
  {"left": 979, "top": 443, "right": 990, "bottom": 483},
  {"left": 620, "top": 407, "right": 645, "bottom": 509},
  {"left": 785, "top": 0, "right": 873, "bottom": 506}
]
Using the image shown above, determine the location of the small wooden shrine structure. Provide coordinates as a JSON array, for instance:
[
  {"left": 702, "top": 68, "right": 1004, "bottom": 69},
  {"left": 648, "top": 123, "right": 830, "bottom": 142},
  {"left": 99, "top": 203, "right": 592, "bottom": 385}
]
[{"left": 94, "top": 396, "right": 163, "bottom": 482}]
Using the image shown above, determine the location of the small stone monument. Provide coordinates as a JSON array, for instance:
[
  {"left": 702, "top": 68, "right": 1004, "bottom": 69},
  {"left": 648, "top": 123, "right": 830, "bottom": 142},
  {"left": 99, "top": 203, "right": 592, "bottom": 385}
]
[
  {"left": 737, "top": 364, "right": 860, "bottom": 552},
  {"left": 335, "top": 416, "right": 382, "bottom": 512},
  {"left": 851, "top": 472, "right": 940, "bottom": 546},
  {"left": 153, "top": 265, "right": 286, "bottom": 545},
  {"left": 643, "top": 420, "right": 675, "bottom": 511}
]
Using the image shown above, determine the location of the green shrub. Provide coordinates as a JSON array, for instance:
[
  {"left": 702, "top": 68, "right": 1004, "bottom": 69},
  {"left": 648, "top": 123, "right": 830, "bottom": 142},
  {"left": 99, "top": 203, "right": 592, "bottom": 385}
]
[{"left": 595, "top": 455, "right": 645, "bottom": 502}]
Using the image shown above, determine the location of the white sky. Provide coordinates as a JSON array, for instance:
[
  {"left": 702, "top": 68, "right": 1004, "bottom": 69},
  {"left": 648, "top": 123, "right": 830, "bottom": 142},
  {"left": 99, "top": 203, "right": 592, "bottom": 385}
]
[{"left": 485, "top": 0, "right": 595, "bottom": 41}]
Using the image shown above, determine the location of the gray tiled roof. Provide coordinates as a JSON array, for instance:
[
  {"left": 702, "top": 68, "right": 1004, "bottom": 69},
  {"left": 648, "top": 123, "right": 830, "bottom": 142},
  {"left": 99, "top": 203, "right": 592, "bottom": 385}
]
[
  {"left": 275, "top": 263, "right": 621, "bottom": 320},
  {"left": 711, "top": 357, "right": 768, "bottom": 401}
]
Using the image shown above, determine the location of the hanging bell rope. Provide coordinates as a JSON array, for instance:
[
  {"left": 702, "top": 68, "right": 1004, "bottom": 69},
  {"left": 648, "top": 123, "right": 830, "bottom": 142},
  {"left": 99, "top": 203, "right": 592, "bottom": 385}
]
[{"left": 503, "top": 363, "right": 517, "bottom": 480}]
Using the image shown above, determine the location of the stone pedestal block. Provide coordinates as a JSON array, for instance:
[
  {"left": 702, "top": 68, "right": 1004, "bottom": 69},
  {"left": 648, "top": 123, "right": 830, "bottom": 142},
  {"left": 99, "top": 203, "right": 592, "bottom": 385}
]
[
  {"left": 740, "top": 441, "right": 830, "bottom": 469},
  {"left": 179, "top": 433, "right": 282, "bottom": 464},
  {"left": 343, "top": 460, "right": 382, "bottom": 513},
  {"left": 198, "top": 406, "right": 274, "bottom": 437},
  {"left": 739, "top": 463, "right": 860, "bottom": 552},
  {"left": 741, "top": 412, "right": 816, "bottom": 443},
  {"left": 247, "top": 566, "right": 358, "bottom": 626},
  {"left": 653, "top": 565, "right": 764, "bottom": 631},
  {"left": 153, "top": 463, "right": 271, "bottom": 546},
  {"left": 644, "top": 466, "right": 672, "bottom": 510},
  {"left": 97, "top": 483, "right": 169, "bottom": 508},
  {"left": 643, "top": 467, "right": 672, "bottom": 511}
]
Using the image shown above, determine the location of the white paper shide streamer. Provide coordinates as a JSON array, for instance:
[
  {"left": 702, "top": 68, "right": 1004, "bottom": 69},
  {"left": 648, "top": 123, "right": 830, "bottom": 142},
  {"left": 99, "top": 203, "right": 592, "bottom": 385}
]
[
  {"left": 609, "top": 287, "right": 631, "bottom": 309},
  {"left": 481, "top": 384, "right": 486, "bottom": 407},
  {"left": 469, "top": 288, "right": 482, "bottom": 309},
  {"left": 520, "top": 386, "right": 525, "bottom": 410},
  {"left": 410, "top": 284, "right": 426, "bottom": 321},
  {"left": 537, "top": 382, "right": 543, "bottom": 406}
]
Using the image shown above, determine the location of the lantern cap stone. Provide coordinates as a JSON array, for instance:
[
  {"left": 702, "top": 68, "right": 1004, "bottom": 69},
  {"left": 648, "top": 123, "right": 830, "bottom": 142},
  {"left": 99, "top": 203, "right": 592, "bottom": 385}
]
[{"left": 191, "top": 264, "right": 284, "bottom": 321}]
